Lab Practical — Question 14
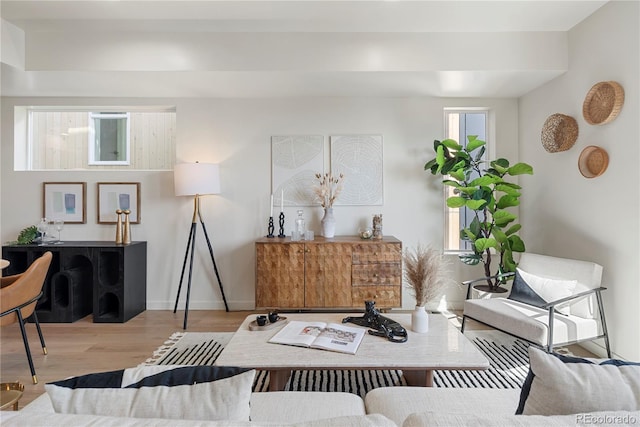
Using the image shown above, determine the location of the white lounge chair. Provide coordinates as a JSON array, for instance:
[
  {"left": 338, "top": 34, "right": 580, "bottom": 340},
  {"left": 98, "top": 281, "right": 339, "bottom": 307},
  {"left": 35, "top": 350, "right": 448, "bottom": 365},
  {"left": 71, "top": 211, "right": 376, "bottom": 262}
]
[{"left": 461, "top": 252, "right": 611, "bottom": 357}]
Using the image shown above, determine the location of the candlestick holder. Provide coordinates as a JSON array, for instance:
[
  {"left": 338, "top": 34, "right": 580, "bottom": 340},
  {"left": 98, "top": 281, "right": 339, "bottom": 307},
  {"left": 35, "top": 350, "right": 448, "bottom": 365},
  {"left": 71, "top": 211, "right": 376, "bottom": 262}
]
[
  {"left": 267, "top": 216, "right": 275, "bottom": 238},
  {"left": 278, "top": 212, "right": 286, "bottom": 237}
]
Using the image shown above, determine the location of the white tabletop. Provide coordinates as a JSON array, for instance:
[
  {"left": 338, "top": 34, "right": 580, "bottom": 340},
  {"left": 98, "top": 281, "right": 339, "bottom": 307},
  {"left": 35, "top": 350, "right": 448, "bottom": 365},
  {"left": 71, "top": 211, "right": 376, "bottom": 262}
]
[
  {"left": 0, "top": 259, "right": 9, "bottom": 270},
  {"left": 215, "top": 313, "right": 489, "bottom": 371}
]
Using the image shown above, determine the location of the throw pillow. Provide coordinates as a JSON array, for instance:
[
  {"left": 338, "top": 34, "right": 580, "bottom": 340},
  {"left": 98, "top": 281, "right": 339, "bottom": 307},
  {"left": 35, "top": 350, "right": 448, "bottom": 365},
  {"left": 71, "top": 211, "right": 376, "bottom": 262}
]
[
  {"left": 508, "top": 268, "right": 576, "bottom": 315},
  {"left": 45, "top": 365, "right": 256, "bottom": 421},
  {"left": 516, "top": 347, "right": 640, "bottom": 415}
]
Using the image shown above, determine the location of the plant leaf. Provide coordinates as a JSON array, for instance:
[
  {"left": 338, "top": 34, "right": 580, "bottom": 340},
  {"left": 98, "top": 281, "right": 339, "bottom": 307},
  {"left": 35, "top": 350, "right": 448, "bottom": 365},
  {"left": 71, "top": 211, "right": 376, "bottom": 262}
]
[
  {"left": 441, "top": 139, "right": 463, "bottom": 150},
  {"left": 475, "top": 238, "right": 498, "bottom": 252},
  {"left": 497, "top": 195, "right": 520, "bottom": 209},
  {"left": 449, "top": 168, "right": 466, "bottom": 181},
  {"left": 504, "top": 224, "right": 522, "bottom": 236},
  {"left": 466, "top": 137, "right": 486, "bottom": 153},
  {"left": 459, "top": 253, "right": 482, "bottom": 266},
  {"left": 495, "top": 184, "right": 521, "bottom": 196},
  {"left": 508, "top": 162, "right": 534, "bottom": 176},
  {"left": 446, "top": 197, "right": 466, "bottom": 208},
  {"left": 492, "top": 228, "right": 507, "bottom": 244},
  {"left": 469, "top": 175, "right": 499, "bottom": 186},
  {"left": 466, "top": 199, "right": 487, "bottom": 210},
  {"left": 435, "top": 145, "right": 446, "bottom": 174},
  {"left": 493, "top": 210, "right": 517, "bottom": 227},
  {"left": 509, "top": 235, "right": 526, "bottom": 252},
  {"left": 424, "top": 158, "right": 437, "bottom": 172}
]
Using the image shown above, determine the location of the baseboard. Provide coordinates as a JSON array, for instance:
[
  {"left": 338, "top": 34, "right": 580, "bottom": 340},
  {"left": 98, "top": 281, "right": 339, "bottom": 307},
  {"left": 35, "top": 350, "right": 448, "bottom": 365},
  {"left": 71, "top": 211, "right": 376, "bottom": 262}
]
[
  {"left": 578, "top": 340, "right": 618, "bottom": 359},
  {"left": 146, "top": 300, "right": 256, "bottom": 310}
]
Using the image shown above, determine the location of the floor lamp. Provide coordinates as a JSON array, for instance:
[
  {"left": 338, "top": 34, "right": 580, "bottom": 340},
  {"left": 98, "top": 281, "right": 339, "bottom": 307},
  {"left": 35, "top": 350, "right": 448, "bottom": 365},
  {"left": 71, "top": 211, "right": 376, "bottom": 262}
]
[{"left": 173, "top": 162, "right": 229, "bottom": 330}]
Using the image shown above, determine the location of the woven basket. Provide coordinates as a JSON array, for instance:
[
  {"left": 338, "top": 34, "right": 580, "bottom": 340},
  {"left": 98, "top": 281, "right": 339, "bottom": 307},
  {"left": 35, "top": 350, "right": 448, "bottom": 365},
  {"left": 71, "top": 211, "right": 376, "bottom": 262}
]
[
  {"left": 541, "top": 113, "right": 579, "bottom": 153},
  {"left": 578, "top": 146, "right": 609, "bottom": 178},
  {"left": 583, "top": 81, "right": 624, "bottom": 125}
]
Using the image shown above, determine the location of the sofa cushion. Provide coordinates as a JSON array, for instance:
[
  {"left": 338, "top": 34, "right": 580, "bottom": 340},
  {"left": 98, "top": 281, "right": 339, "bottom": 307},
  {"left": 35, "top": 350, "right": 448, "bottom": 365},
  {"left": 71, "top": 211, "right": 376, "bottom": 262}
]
[
  {"left": 45, "top": 365, "right": 256, "bottom": 421},
  {"left": 508, "top": 268, "right": 576, "bottom": 315},
  {"left": 250, "top": 391, "right": 366, "bottom": 423},
  {"left": 365, "top": 387, "right": 520, "bottom": 426},
  {"left": 0, "top": 412, "right": 396, "bottom": 427},
  {"left": 463, "top": 297, "right": 598, "bottom": 347},
  {"left": 517, "top": 347, "right": 640, "bottom": 415},
  {"left": 402, "top": 411, "right": 640, "bottom": 427}
]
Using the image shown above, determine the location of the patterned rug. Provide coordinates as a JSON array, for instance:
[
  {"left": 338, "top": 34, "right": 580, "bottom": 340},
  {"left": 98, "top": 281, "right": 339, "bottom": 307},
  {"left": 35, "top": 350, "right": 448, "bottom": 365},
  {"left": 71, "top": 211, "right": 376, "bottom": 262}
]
[{"left": 143, "top": 330, "right": 532, "bottom": 396}]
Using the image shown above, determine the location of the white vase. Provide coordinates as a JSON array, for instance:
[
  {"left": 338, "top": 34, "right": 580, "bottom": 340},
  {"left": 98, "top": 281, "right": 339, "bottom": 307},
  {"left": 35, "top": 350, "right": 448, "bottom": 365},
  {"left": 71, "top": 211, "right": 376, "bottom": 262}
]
[
  {"left": 321, "top": 207, "right": 336, "bottom": 238},
  {"left": 411, "top": 305, "right": 429, "bottom": 333}
]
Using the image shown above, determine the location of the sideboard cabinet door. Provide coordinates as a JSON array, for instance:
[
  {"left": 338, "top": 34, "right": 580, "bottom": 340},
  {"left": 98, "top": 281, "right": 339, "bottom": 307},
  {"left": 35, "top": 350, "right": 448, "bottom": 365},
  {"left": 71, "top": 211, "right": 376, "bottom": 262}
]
[
  {"left": 255, "top": 236, "right": 401, "bottom": 310},
  {"left": 256, "top": 242, "right": 305, "bottom": 308}
]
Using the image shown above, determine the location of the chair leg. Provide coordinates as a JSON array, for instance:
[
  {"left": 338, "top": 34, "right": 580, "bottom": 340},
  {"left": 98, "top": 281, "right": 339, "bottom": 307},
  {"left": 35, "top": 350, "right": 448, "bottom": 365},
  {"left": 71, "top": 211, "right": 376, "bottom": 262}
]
[
  {"left": 31, "top": 312, "right": 48, "bottom": 355},
  {"left": 595, "top": 291, "right": 612, "bottom": 358},
  {"left": 17, "top": 310, "right": 38, "bottom": 384},
  {"left": 460, "top": 315, "right": 467, "bottom": 333}
]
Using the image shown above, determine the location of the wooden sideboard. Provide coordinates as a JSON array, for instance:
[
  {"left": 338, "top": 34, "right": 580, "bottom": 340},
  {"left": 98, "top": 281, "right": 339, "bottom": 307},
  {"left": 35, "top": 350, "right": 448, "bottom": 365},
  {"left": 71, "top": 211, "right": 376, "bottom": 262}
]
[
  {"left": 2, "top": 241, "right": 146, "bottom": 323},
  {"left": 255, "top": 236, "right": 402, "bottom": 310}
]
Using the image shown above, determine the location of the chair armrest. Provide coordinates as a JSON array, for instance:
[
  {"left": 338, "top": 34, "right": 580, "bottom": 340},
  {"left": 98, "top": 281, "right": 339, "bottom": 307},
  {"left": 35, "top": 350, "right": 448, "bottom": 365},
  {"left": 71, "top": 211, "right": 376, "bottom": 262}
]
[
  {"left": 541, "top": 287, "right": 607, "bottom": 308},
  {"left": 0, "top": 274, "right": 21, "bottom": 289}
]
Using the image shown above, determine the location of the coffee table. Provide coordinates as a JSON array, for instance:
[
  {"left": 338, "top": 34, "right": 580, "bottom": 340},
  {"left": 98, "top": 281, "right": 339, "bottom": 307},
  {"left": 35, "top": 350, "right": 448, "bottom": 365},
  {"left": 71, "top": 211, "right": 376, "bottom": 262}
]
[{"left": 214, "top": 313, "right": 489, "bottom": 391}]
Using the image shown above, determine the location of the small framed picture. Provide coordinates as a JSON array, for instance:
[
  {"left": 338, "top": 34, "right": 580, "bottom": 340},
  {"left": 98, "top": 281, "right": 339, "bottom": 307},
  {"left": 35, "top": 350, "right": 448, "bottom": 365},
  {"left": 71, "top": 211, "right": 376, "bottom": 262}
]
[
  {"left": 97, "top": 182, "right": 141, "bottom": 224},
  {"left": 43, "top": 182, "right": 87, "bottom": 224}
]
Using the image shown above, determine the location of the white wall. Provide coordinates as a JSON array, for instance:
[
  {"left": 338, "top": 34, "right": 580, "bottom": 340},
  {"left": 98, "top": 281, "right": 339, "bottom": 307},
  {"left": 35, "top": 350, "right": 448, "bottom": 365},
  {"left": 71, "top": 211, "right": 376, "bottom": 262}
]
[
  {"left": 519, "top": 0, "right": 640, "bottom": 360},
  {"left": 1, "top": 96, "right": 517, "bottom": 312}
]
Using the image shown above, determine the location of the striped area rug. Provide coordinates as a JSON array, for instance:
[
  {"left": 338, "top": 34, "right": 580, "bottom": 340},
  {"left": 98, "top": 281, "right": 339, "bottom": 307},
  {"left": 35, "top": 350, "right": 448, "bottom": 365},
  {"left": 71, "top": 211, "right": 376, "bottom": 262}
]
[{"left": 143, "top": 330, "right": 532, "bottom": 396}]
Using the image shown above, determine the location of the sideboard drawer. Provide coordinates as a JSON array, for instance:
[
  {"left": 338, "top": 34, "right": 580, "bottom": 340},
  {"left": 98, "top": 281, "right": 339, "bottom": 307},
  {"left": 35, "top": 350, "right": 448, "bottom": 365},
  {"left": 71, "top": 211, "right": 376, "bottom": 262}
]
[
  {"left": 352, "top": 286, "right": 400, "bottom": 308},
  {"left": 352, "top": 243, "right": 401, "bottom": 264},
  {"left": 352, "top": 263, "right": 402, "bottom": 286}
]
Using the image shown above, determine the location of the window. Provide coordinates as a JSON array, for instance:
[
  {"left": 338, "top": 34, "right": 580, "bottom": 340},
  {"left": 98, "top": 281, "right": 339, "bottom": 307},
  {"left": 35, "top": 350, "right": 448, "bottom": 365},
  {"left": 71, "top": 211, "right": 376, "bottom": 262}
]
[
  {"left": 15, "top": 106, "right": 176, "bottom": 171},
  {"left": 443, "top": 109, "right": 488, "bottom": 252},
  {"left": 88, "top": 112, "right": 130, "bottom": 165}
]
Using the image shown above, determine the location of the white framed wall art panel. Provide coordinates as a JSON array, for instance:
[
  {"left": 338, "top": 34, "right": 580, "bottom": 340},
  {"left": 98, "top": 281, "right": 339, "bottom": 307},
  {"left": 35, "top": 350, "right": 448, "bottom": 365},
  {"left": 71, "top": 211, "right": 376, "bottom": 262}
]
[
  {"left": 271, "top": 135, "right": 324, "bottom": 207},
  {"left": 330, "top": 134, "right": 383, "bottom": 206}
]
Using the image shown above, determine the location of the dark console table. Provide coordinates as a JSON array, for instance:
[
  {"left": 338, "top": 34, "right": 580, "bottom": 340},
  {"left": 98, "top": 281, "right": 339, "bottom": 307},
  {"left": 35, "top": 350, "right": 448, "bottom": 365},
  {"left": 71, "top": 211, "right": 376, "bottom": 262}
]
[{"left": 2, "top": 241, "right": 147, "bottom": 323}]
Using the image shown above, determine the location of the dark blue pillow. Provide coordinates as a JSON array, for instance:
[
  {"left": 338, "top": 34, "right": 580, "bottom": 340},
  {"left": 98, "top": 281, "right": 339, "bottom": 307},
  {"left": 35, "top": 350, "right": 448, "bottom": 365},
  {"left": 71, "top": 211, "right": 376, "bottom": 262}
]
[{"left": 507, "top": 269, "right": 546, "bottom": 307}]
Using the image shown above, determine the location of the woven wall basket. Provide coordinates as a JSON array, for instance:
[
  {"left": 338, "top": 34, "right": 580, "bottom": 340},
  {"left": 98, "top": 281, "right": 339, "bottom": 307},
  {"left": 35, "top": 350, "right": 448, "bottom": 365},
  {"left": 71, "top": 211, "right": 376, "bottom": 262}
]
[
  {"left": 541, "top": 113, "right": 579, "bottom": 153},
  {"left": 578, "top": 145, "right": 609, "bottom": 178},
  {"left": 583, "top": 81, "right": 625, "bottom": 125}
]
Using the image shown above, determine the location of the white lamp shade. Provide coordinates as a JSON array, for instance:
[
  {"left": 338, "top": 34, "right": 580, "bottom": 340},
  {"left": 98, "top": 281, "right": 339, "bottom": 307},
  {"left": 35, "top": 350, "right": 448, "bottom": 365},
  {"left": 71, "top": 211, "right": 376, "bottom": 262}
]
[{"left": 174, "top": 162, "right": 221, "bottom": 196}]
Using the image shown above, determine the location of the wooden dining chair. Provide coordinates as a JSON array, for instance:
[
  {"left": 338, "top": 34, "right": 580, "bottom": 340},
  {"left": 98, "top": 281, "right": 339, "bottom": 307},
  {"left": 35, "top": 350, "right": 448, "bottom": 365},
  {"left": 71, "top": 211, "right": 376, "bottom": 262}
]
[{"left": 0, "top": 251, "right": 52, "bottom": 383}]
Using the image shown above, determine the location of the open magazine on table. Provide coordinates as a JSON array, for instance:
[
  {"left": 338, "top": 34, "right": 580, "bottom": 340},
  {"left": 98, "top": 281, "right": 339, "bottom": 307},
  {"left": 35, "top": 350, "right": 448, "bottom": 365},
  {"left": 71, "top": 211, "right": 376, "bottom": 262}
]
[{"left": 268, "top": 320, "right": 366, "bottom": 355}]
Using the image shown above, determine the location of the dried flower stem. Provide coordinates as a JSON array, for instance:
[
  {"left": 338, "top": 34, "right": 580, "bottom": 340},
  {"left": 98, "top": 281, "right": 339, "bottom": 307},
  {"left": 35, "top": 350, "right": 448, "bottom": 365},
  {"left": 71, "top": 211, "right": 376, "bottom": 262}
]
[
  {"left": 403, "top": 244, "right": 449, "bottom": 307},
  {"left": 313, "top": 172, "right": 345, "bottom": 208}
]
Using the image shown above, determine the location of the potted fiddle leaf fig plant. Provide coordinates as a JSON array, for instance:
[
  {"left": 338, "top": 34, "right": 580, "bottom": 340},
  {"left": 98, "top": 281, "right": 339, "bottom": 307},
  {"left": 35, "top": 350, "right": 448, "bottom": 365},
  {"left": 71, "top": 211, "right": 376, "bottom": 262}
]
[{"left": 424, "top": 136, "right": 533, "bottom": 292}]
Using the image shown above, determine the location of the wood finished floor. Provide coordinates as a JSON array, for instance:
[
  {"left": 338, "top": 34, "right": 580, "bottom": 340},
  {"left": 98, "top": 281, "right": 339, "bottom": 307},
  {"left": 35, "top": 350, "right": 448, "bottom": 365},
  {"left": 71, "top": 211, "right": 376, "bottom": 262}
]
[
  {"left": 0, "top": 310, "right": 256, "bottom": 407},
  {"left": 0, "top": 309, "right": 595, "bottom": 409}
]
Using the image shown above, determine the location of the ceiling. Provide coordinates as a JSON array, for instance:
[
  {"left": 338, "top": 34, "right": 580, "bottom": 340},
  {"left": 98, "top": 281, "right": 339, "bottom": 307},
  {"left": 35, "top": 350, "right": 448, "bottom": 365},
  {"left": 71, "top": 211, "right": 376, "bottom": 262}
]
[{"left": 0, "top": 0, "right": 609, "bottom": 98}]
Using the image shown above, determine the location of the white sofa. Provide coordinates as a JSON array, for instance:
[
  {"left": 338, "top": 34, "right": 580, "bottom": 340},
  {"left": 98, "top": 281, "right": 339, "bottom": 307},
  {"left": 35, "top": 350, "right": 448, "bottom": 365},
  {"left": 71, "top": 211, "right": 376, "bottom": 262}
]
[{"left": 3, "top": 386, "right": 638, "bottom": 426}]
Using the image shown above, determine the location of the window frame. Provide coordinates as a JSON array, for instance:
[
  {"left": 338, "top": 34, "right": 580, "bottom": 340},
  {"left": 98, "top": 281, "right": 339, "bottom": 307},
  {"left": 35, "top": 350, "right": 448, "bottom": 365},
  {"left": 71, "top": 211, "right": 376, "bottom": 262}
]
[
  {"left": 87, "top": 112, "right": 131, "bottom": 166},
  {"left": 442, "top": 108, "right": 490, "bottom": 254},
  {"left": 17, "top": 105, "right": 176, "bottom": 171}
]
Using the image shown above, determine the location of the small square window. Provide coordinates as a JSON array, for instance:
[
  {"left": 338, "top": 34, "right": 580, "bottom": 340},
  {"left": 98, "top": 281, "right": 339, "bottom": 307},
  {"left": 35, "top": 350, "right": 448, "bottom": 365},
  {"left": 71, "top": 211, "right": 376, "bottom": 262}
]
[{"left": 88, "top": 112, "right": 131, "bottom": 165}]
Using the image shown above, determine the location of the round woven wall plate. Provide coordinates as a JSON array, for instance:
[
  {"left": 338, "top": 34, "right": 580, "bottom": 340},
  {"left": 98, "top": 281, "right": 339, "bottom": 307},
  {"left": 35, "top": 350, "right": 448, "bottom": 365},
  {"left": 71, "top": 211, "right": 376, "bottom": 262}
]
[
  {"left": 541, "top": 113, "right": 578, "bottom": 153},
  {"left": 583, "top": 81, "right": 624, "bottom": 125},
  {"left": 578, "top": 145, "right": 609, "bottom": 178}
]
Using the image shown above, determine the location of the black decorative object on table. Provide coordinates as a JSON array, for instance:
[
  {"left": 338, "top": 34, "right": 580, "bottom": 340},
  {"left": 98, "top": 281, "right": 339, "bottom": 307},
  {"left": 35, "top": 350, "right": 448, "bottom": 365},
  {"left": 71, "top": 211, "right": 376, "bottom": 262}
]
[
  {"left": 278, "top": 212, "right": 286, "bottom": 238},
  {"left": 266, "top": 216, "right": 275, "bottom": 238},
  {"left": 343, "top": 301, "right": 408, "bottom": 343}
]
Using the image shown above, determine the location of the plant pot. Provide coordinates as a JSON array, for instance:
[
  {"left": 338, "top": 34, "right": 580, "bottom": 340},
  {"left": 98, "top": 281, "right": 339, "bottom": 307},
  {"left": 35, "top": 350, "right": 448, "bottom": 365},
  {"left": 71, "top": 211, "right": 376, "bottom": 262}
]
[
  {"left": 411, "top": 305, "right": 429, "bottom": 333},
  {"left": 321, "top": 207, "right": 336, "bottom": 238},
  {"left": 473, "top": 284, "right": 509, "bottom": 293}
]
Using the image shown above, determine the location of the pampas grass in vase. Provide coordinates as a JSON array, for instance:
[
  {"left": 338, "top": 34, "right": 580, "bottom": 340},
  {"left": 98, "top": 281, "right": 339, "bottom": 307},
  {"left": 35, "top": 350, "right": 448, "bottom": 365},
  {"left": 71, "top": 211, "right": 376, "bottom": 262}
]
[{"left": 403, "top": 244, "right": 450, "bottom": 332}]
